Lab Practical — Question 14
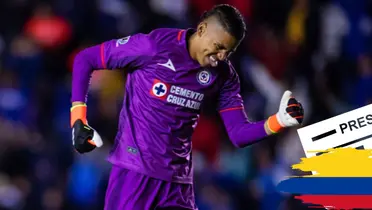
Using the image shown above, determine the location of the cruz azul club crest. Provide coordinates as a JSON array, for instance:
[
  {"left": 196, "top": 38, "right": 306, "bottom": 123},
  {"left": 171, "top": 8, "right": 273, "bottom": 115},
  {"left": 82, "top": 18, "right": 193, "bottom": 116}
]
[{"left": 197, "top": 70, "right": 211, "bottom": 85}]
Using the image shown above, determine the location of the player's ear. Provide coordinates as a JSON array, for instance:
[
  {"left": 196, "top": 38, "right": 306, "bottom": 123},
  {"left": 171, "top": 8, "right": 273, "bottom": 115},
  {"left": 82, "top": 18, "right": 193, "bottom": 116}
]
[{"left": 197, "top": 22, "right": 207, "bottom": 37}]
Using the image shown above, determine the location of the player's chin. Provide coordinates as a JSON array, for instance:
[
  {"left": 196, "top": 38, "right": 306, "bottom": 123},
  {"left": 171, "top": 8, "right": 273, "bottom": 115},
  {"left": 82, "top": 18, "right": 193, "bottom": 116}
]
[
  {"left": 198, "top": 60, "right": 208, "bottom": 67},
  {"left": 200, "top": 57, "right": 211, "bottom": 67}
]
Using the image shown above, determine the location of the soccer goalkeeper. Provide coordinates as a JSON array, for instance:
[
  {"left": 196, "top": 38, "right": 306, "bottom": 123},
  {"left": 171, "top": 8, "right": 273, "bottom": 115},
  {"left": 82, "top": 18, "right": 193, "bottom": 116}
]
[{"left": 70, "top": 4, "right": 304, "bottom": 210}]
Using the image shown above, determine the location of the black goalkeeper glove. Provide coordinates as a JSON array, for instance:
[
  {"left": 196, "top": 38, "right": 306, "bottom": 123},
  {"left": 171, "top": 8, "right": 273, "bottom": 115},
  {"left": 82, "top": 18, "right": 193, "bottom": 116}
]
[{"left": 71, "top": 104, "right": 103, "bottom": 154}]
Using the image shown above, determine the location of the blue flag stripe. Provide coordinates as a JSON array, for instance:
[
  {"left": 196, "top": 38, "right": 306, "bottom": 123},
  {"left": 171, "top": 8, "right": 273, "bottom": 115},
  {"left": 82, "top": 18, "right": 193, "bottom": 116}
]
[{"left": 277, "top": 178, "right": 372, "bottom": 195}]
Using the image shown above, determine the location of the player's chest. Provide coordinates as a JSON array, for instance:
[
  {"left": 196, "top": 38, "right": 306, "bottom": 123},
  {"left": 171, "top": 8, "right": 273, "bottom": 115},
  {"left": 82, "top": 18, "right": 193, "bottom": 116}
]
[
  {"left": 146, "top": 57, "right": 219, "bottom": 92},
  {"left": 137, "top": 58, "right": 220, "bottom": 110}
]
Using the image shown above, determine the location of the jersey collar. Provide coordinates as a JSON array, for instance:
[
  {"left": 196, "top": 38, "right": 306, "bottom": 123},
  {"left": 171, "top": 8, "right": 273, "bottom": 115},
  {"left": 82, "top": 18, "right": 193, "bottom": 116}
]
[{"left": 178, "top": 28, "right": 201, "bottom": 68}]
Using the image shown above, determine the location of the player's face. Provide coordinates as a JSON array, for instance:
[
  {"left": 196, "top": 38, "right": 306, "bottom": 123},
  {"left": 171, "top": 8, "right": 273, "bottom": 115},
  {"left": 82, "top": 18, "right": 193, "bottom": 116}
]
[{"left": 196, "top": 21, "right": 240, "bottom": 67}]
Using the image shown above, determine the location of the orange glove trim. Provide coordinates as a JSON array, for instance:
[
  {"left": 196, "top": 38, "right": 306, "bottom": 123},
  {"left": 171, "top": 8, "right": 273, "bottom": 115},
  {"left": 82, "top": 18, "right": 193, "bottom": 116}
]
[
  {"left": 267, "top": 114, "right": 283, "bottom": 134},
  {"left": 70, "top": 104, "right": 87, "bottom": 127}
]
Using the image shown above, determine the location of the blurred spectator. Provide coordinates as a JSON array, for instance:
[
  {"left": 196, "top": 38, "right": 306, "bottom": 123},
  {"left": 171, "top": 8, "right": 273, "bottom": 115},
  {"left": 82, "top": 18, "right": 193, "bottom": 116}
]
[
  {"left": 24, "top": 3, "right": 72, "bottom": 50},
  {"left": 189, "top": 0, "right": 252, "bottom": 19},
  {"left": 0, "top": 70, "right": 30, "bottom": 124},
  {"left": 96, "top": 0, "right": 141, "bottom": 39},
  {"left": 348, "top": 54, "right": 372, "bottom": 108},
  {"left": 4, "top": 35, "right": 43, "bottom": 96},
  {"left": 248, "top": 25, "right": 292, "bottom": 81},
  {"left": 285, "top": 0, "right": 308, "bottom": 54},
  {"left": 250, "top": 144, "right": 287, "bottom": 210},
  {"left": 192, "top": 114, "right": 221, "bottom": 165}
]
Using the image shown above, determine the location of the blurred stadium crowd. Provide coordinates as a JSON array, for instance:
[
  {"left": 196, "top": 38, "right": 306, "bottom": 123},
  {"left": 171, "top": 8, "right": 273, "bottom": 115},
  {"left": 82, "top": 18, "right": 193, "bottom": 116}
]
[{"left": 0, "top": 0, "right": 371, "bottom": 209}]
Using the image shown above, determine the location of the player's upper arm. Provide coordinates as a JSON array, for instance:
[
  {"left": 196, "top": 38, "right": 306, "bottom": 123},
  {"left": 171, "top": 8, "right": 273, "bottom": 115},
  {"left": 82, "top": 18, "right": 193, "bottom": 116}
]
[
  {"left": 217, "top": 63, "right": 244, "bottom": 113},
  {"left": 100, "top": 33, "right": 156, "bottom": 70}
]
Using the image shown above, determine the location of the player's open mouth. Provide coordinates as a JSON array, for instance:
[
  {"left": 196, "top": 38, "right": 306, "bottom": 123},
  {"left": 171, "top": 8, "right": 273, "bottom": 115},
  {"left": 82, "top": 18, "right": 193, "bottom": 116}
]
[{"left": 209, "top": 55, "right": 218, "bottom": 67}]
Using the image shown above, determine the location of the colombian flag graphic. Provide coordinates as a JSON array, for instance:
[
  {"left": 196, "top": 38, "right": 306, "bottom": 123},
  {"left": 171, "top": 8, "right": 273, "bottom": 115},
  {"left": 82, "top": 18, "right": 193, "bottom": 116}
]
[{"left": 277, "top": 147, "right": 372, "bottom": 209}]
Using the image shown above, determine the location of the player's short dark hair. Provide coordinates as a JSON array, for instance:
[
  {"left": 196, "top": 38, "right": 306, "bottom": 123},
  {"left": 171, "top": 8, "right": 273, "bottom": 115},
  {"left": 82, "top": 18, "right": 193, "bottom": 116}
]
[{"left": 200, "top": 4, "right": 247, "bottom": 41}]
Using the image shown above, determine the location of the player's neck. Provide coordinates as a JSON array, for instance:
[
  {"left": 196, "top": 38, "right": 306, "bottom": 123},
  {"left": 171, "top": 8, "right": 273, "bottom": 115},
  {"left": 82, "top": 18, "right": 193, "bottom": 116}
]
[{"left": 187, "top": 32, "right": 198, "bottom": 61}]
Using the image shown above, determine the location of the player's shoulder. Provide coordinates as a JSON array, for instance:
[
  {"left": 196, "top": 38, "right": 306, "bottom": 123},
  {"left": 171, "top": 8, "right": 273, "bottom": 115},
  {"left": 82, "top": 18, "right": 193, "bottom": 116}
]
[
  {"left": 111, "top": 32, "right": 156, "bottom": 56},
  {"left": 147, "top": 28, "right": 185, "bottom": 46},
  {"left": 217, "top": 60, "right": 239, "bottom": 79},
  {"left": 109, "top": 28, "right": 182, "bottom": 53}
]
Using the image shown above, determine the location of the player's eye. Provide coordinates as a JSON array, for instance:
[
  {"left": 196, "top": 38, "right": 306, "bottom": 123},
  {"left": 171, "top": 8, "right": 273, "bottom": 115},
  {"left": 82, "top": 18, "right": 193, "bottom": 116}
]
[{"left": 214, "top": 43, "right": 225, "bottom": 51}]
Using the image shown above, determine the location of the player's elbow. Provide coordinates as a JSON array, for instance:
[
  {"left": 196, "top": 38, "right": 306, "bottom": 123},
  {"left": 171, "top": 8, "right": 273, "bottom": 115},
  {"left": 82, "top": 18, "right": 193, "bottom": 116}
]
[
  {"left": 74, "top": 48, "right": 90, "bottom": 63},
  {"left": 73, "top": 49, "right": 87, "bottom": 68},
  {"left": 73, "top": 45, "right": 101, "bottom": 70},
  {"left": 227, "top": 129, "right": 265, "bottom": 148},
  {"left": 228, "top": 135, "right": 247, "bottom": 148},
  {"left": 231, "top": 141, "right": 245, "bottom": 148}
]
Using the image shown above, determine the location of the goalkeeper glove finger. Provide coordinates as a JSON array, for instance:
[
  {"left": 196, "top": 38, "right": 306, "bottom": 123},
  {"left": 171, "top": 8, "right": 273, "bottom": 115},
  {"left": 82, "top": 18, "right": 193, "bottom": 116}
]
[
  {"left": 267, "top": 90, "right": 304, "bottom": 133},
  {"left": 71, "top": 104, "right": 103, "bottom": 154}
]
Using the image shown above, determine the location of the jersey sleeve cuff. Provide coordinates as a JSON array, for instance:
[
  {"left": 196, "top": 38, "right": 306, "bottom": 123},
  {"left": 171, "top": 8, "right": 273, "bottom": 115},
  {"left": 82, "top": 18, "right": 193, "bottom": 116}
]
[
  {"left": 100, "top": 43, "right": 107, "bottom": 69},
  {"left": 218, "top": 106, "right": 244, "bottom": 113}
]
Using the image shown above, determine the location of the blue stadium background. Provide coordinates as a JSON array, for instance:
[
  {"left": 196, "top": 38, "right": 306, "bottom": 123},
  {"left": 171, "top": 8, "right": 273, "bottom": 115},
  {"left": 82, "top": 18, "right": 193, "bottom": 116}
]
[{"left": 0, "top": 0, "right": 371, "bottom": 209}]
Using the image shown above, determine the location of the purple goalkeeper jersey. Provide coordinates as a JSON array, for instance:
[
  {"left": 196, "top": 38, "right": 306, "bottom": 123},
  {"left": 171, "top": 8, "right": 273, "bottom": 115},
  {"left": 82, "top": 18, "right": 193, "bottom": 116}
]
[
  {"left": 72, "top": 28, "right": 268, "bottom": 184},
  {"left": 104, "top": 28, "right": 243, "bottom": 184}
]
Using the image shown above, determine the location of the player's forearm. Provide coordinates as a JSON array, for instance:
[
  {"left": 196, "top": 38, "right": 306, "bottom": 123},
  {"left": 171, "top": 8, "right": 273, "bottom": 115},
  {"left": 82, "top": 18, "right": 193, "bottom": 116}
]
[
  {"left": 220, "top": 108, "right": 273, "bottom": 148},
  {"left": 71, "top": 44, "right": 104, "bottom": 103}
]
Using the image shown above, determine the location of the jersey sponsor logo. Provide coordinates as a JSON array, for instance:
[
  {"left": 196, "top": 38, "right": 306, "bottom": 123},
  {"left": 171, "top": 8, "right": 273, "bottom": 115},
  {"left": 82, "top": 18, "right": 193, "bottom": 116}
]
[
  {"left": 116, "top": 36, "right": 130, "bottom": 47},
  {"left": 150, "top": 80, "right": 169, "bottom": 100},
  {"left": 197, "top": 70, "right": 211, "bottom": 85},
  {"left": 150, "top": 79, "right": 204, "bottom": 110}
]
